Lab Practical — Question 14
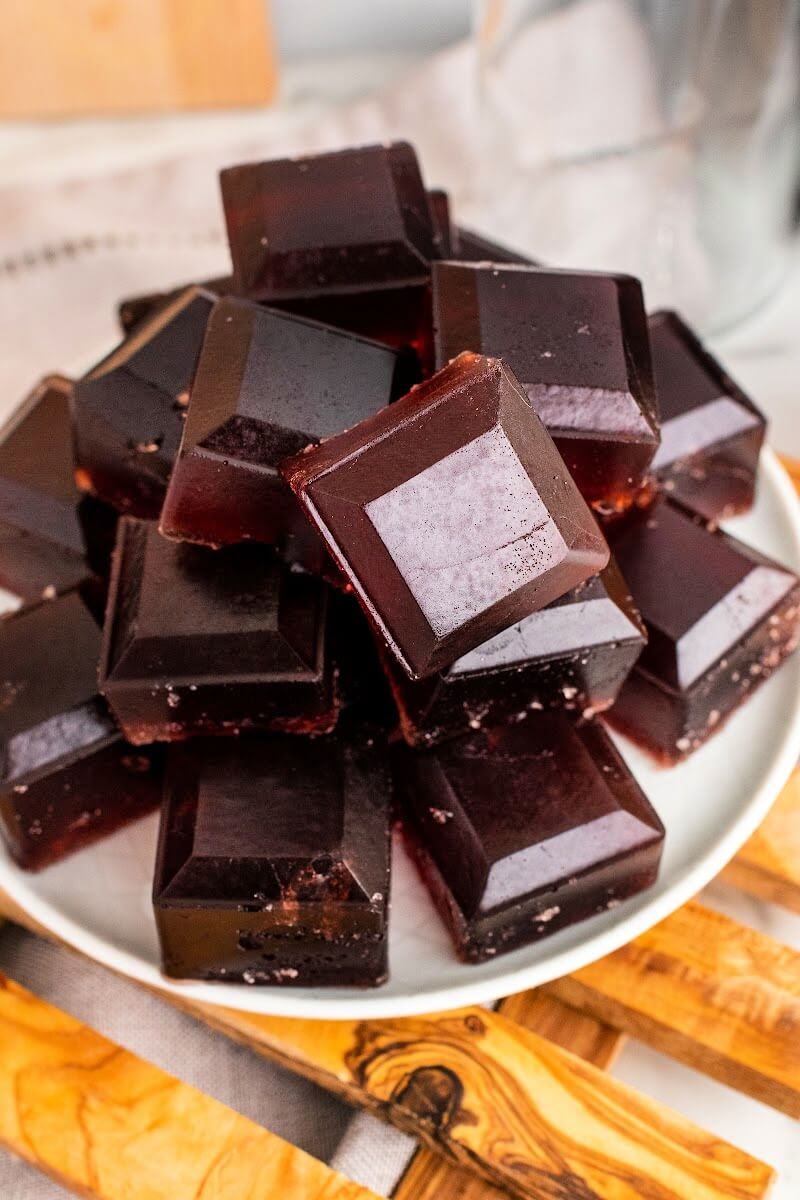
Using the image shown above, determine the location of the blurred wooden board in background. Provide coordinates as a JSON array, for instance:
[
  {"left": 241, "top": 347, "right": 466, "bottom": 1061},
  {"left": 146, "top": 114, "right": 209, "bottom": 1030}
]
[{"left": 0, "top": 0, "right": 278, "bottom": 117}]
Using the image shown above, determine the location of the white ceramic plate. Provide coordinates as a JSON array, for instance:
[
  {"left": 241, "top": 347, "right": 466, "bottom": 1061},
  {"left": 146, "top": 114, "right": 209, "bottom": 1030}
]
[{"left": 2, "top": 450, "right": 800, "bottom": 1018}]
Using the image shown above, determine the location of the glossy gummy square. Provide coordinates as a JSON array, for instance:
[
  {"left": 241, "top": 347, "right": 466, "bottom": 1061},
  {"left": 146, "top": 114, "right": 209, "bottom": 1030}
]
[
  {"left": 160, "top": 297, "right": 403, "bottom": 558},
  {"left": 283, "top": 353, "right": 609, "bottom": 679},
  {"left": 0, "top": 590, "right": 161, "bottom": 870},
  {"left": 649, "top": 310, "right": 766, "bottom": 522},
  {"left": 153, "top": 734, "right": 391, "bottom": 986},
  {"left": 433, "top": 263, "right": 660, "bottom": 510},
  {"left": 72, "top": 287, "right": 216, "bottom": 518},
  {"left": 388, "top": 559, "right": 646, "bottom": 746},
  {"left": 100, "top": 518, "right": 335, "bottom": 744},
  {"left": 608, "top": 498, "right": 800, "bottom": 760},
  {"left": 395, "top": 715, "right": 664, "bottom": 962}
]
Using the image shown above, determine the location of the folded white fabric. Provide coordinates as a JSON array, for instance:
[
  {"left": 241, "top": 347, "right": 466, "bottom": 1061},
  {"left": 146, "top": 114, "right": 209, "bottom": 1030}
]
[{"left": 331, "top": 1113, "right": 417, "bottom": 1196}]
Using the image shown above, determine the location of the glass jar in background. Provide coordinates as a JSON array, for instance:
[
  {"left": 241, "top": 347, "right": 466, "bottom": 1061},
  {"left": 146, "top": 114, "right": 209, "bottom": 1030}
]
[{"left": 472, "top": 0, "right": 799, "bottom": 331}]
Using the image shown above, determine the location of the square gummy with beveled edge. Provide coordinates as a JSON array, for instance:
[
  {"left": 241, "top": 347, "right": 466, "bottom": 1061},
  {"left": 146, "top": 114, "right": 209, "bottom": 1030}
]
[
  {"left": 1, "top": 591, "right": 108, "bottom": 767},
  {"left": 0, "top": 374, "right": 96, "bottom": 602},
  {"left": 648, "top": 310, "right": 766, "bottom": 521},
  {"left": 613, "top": 498, "right": 798, "bottom": 690},
  {"left": 282, "top": 353, "right": 609, "bottom": 679},
  {"left": 0, "top": 590, "right": 161, "bottom": 869},
  {"left": 394, "top": 715, "right": 664, "bottom": 961},
  {"left": 153, "top": 735, "right": 391, "bottom": 985},
  {"left": 72, "top": 286, "right": 216, "bottom": 519},
  {"left": 159, "top": 296, "right": 402, "bottom": 550},
  {"left": 432, "top": 263, "right": 660, "bottom": 508},
  {"left": 452, "top": 226, "right": 536, "bottom": 264},
  {"left": 118, "top": 275, "right": 234, "bottom": 334},
  {"left": 388, "top": 558, "right": 646, "bottom": 746},
  {"left": 99, "top": 518, "right": 333, "bottom": 743},
  {"left": 607, "top": 498, "right": 800, "bottom": 760},
  {"left": 220, "top": 141, "right": 438, "bottom": 301}
]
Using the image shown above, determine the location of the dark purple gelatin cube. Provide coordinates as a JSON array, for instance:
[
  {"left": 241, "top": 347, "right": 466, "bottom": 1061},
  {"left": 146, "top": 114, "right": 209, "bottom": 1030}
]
[
  {"left": 395, "top": 715, "right": 664, "bottom": 962},
  {"left": 649, "top": 310, "right": 766, "bottom": 522},
  {"left": 160, "top": 297, "right": 403, "bottom": 557},
  {"left": 153, "top": 734, "right": 391, "bottom": 986},
  {"left": 99, "top": 518, "right": 335, "bottom": 744},
  {"left": 220, "top": 141, "right": 438, "bottom": 301},
  {"left": 72, "top": 287, "right": 216, "bottom": 518},
  {"left": 433, "top": 263, "right": 660, "bottom": 509},
  {"left": 0, "top": 375, "right": 107, "bottom": 606},
  {"left": 118, "top": 275, "right": 233, "bottom": 334},
  {"left": 0, "top": 590, "right": 161, "bottom": 870},
  {"left": 283, "top": 352, "right": 609, "bottom": 679},
  {"left": 607, "top": 498, "right": 800, "bottom": 760},
  {"left": 388, "top": 558, "right": 645, "bottom": 746}
]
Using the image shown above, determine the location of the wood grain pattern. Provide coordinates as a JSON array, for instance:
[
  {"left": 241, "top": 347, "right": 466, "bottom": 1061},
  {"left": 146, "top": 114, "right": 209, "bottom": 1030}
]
[
  {"left": 0, "top": 972, "right": 377, "bottom": 1200},
  {"left": 0, "top": 890, "right": 778, "bottom": 1198},
  {"left": 498, "top": 989, "right": 624, "bottom": 1070},
  {"left": 721, "top": 769, "right": 800, "bottom": 913},
  {"left": 547, "top": 900, "right": 800, "bottom": 1117},
  {"left": 393, "top": 992, "right": 623, "bottom": 1200},
  {"left": 186, "top": 1001, "right": 773, "bottom": 1200},
  {"left": 0, "top": 0, "right": 277, "bottom": 116}
]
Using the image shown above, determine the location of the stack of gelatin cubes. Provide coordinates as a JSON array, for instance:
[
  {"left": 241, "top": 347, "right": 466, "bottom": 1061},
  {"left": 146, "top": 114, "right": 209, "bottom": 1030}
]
[{"left": 1, "top": 142, "right": 798, "bottom": 986}]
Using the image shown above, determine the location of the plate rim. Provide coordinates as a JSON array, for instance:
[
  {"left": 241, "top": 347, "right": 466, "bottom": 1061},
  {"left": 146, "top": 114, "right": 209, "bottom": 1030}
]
[{"left": 2, "top": 448, "right": 800, "bottom": 1019}]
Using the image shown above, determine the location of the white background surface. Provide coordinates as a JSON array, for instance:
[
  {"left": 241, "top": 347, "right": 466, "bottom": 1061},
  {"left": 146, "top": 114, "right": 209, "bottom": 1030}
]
[{"left": 0, "top": 27, "right": 798, "bottom": 1196}]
